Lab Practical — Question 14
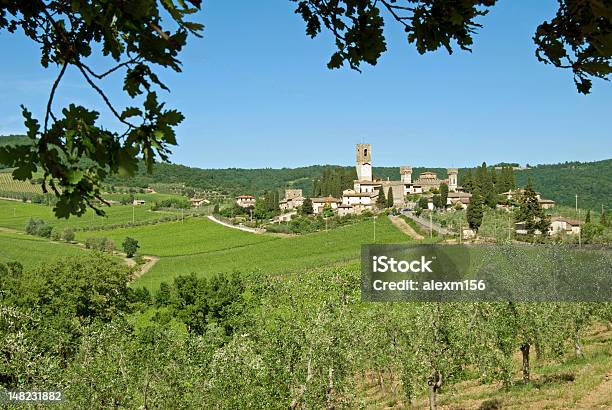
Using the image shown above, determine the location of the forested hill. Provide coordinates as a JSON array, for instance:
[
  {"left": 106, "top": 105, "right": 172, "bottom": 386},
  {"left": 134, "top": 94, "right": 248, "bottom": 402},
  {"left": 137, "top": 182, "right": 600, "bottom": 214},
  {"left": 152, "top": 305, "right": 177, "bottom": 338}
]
[
  {"left": 104, "top": 159, "right": 611, "bottom": 210},
  {"left": 514, "top": 160, "right": 612, "bottom": 211},
  {"left": 0, "top": 135, "right": 609, "bottom": 209}
]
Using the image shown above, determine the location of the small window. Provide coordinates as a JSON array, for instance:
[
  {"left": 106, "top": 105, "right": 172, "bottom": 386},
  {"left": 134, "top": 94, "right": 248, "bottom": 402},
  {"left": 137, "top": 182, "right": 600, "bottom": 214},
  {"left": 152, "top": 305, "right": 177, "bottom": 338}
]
[{"left": 364, "top": 148, "right": 368, "bottom": 157}]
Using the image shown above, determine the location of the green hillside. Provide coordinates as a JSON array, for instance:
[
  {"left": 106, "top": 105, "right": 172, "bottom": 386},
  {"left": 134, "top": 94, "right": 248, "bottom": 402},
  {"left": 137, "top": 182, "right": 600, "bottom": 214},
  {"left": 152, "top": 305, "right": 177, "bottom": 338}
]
[
  {"left": 75, "top": 216, "right": 410, "bottom": 290},
  {"left": 515, "top": 159, "right": 612, "bottom": 211},
  {"left": 2, "top": 135, "right": 609, "bottom": 209}
]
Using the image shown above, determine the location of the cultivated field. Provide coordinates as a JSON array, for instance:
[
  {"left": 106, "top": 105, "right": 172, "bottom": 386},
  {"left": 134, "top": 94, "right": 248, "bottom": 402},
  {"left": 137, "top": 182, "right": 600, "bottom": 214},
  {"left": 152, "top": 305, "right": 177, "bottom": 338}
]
[
  {"left": 0, "top": 199, "right": 182, "bottom": 231},
  {"left": 0, "top": 230, "right": 86, "bottom": 268},
  {"left": 75, "top": 216, "right": 411, "bottom": 289}
]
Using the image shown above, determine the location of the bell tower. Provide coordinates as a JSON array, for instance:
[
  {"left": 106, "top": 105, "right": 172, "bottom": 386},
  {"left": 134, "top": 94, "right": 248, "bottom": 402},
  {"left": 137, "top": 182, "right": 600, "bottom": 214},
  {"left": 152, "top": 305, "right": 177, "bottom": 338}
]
[
  {"left": 356, "top": 143, "right": 372, "bottom": 182},
  {"left": 447, "top": 168, "right": 458, "bottom": 192}
]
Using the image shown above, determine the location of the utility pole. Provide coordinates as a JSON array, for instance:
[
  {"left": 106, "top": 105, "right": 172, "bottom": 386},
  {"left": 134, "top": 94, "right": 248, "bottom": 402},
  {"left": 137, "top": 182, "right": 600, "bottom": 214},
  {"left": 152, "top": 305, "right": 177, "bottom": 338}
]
[
  {"left": 429, "top": 212, "right": 433, "bottom": 238},
  {"left": 373, "top": 215, "right": 377, "bottom": 242},
  {"left": 132, "top": 205, "right": 135, "bottom": 223},
  {"left": 575, "top": 194, "right": 578, "bottom": 216}
]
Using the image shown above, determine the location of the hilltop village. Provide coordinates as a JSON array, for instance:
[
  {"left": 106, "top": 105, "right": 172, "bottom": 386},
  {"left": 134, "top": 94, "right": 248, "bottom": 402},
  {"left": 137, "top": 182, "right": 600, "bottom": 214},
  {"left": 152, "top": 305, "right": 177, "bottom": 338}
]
[
  {"left": 238, "top": 144, "right": 468, "bottom": 215},
  {"left": 221, "top": 144, "right": 604, "bottom": 241}
]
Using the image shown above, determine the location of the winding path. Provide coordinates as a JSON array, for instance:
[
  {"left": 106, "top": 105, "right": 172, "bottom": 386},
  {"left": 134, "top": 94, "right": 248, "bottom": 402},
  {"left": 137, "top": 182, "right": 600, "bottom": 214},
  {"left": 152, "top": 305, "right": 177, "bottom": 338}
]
[{"left": 207, "top": 215, "right": 265, "bottom": 234}]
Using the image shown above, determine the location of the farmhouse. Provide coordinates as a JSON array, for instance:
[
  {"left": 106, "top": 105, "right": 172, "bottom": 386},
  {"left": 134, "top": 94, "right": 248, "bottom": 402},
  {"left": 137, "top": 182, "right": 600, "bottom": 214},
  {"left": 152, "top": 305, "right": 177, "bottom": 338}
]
[
  {"left": 549, "top": 216, "right": 583, "bottom": 235},
  {"left": 190, "top": 198, "right": 209, "bottom": 207},
  {"left": 311, "top": 196, "right": 341, "bottom": 214},
  {"left": 446, "top": 191, "right": 472, "bottom": 209},
  {"left": 133, "top": 199, "right": 146, "bottom": 206},
  {"left": 236, "top": 194, "right": 256, "bottom": 208}
]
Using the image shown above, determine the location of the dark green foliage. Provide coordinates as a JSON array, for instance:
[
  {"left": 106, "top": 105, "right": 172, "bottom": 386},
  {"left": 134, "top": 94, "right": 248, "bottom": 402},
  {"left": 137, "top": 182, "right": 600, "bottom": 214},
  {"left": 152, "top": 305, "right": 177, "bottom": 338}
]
[
  {"left": 313, "top": 167, "right": 355, "bottom": 198},
  {"left": 467, "top": 188, "right": 484, "bottom": 230},
  {"left": 440, "top": 183, "right": 449, "bottom": 208},
  {"left": 433, "top": 194, "right": 443, "bottom": 209},
  {"left": 601, "top": 209, "right": 608, "bottom": 226},
  {"left": 387, "top": 187, "right": 394, "bottom": 208},
  {"left": 585, "top": 209, "right": 591, "bottom": 223},
  {"left": 514, "top": 179, "right": 550, "bottom": 235},
  {"left": 462, "top": 169, "right": 474, "bottom": 193},
  {"left": 418, "top": 196, "right": 429, "bottom": 210},
  {"left": 301, "top": 197, "right": 314, "bottom": 215},
  {"left": 213, "top": 204, "right": 220, "bottom": 214},
  {"left": 122, "top": 237, "right": 140, "bottom": 258},
  {"left": 0, "top": 1, "right": 203, "bottom": 218},
  {"left": 296, "top": 0, "right": 612, "bottom": 93},
  {"left": 515, "top": 159, "right": 612, "bottom": 210},
  {"left": 376, "top": 188, "right": 387, "bottom": 208}
]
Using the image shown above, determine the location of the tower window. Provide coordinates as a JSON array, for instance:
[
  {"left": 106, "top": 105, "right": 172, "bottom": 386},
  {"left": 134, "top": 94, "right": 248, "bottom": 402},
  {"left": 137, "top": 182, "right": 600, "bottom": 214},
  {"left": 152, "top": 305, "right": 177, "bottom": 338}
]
[{"left": 364, "top": 149, "right": 368, "bottom": 157}]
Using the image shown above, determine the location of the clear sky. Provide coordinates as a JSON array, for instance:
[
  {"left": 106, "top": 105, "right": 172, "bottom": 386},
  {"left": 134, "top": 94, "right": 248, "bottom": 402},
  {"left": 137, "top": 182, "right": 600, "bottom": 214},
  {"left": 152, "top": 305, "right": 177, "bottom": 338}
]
[{"left": 0, "top": 0, "right": 611, "bottom": 169}]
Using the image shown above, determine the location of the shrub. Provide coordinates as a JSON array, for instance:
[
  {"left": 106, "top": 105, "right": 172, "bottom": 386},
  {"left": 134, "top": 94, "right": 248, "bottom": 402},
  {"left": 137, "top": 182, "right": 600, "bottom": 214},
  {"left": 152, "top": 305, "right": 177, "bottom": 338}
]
[
  {"left": 85, "top": 237, "right": 115, "bottom": 253},
  {"left": 62, "top": 228, "right": 75, "bottom": 242},
  {"left": 37, "top": 225, "right": 53, "bottom": 238},
  {"left": 51, "top": 230, "right": 61, "bottom": 241}
]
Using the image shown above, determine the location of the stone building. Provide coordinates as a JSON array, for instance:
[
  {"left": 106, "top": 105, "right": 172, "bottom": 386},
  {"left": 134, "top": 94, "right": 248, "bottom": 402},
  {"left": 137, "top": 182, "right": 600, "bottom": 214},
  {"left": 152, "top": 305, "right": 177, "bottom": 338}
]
[
  {"left": 279, "top": 189, "right": 304, "bottom": 211},
  {"left": 236, "top": 194, "right": 256, "bottom": 208},
  {"left": 311, "top": 196, "right": 341, "bottom": 214}
]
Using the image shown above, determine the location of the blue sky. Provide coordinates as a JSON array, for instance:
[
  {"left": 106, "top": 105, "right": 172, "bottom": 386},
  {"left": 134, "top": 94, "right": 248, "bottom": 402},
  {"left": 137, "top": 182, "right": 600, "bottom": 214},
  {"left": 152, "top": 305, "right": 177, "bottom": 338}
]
[{"left": 0, "top": 0, "right": 611, "bottom": 168}]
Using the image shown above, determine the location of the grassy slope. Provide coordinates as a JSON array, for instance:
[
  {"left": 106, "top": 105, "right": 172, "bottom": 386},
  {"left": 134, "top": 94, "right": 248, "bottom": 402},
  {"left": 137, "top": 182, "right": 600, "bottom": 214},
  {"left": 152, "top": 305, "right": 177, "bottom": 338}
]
[
  {"left": 0, "top": 230, "right": 86, "bottom": 268},
  {"left": 0, "top": 199, "right": 180, "bottom": 231},
  {"left": 75, "top": 217, "right": 410, "bottom": 289}
]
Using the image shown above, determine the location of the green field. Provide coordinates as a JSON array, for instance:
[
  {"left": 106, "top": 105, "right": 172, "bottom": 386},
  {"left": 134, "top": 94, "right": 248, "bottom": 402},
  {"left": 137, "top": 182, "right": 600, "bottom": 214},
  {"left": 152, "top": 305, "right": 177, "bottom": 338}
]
[
  {"left": 0, "top": 230, "right": 86, "bottom": 268},
  {"left": 75, "top": 216, "right": 410, "bottom": 289},
  {"left": 0, "top": 199, "right": 181, "bottom": 231}
]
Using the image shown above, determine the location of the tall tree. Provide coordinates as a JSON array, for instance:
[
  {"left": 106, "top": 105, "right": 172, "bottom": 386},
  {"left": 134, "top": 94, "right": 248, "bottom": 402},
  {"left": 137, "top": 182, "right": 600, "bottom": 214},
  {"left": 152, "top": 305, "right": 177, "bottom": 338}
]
[
  {"left": 376, "top": 188, "right": 387, "bottom": 209},
  {"left": 514, "top": 179, "right": 550, "bottom": 235},
  {"left": 466, "top": 188, "right": 484, "bottom": 230},
  {"left": 439, "top": 183, "right": 449, "bottom": 209},
  {"left": 386, "top": 187, "right": 394, "bottom": 208},
  {"left": 301, "top": 197, "right": 314, "bottom": 215},
  {"left": 461, "top": 169, "right": 474, "bottom": 193}
]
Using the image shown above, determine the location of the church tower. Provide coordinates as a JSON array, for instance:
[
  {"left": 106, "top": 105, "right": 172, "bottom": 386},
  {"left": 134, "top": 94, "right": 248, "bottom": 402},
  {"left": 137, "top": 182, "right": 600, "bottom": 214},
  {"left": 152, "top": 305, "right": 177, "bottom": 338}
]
[
  {"left": 356, "top": 143, "right": 372, "bottom": 181},
  {"left": 447, "top": 168, "right": 458, "bottom": 192}
]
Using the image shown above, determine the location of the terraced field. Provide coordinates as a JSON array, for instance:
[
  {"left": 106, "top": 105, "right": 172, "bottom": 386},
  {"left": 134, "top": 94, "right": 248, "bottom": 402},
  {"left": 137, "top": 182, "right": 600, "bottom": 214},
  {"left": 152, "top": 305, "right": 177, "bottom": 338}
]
[{"left": 75, "top": 216, "right": 411, "bottom": 289}]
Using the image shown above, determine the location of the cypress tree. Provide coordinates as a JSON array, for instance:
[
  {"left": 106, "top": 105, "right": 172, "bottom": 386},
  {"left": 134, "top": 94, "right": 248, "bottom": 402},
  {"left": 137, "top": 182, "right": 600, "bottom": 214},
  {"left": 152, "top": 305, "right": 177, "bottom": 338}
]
[
  {"left": 376, "top": 188, "right": 387, "bottom": 208},
  {"left": 601, "top": 209, "right": 607, "bottom": 226},
  {"left": 514, "top": 179, "right": 550, "bottom": 235},
  {"left": 302, "top": 197, "right": 313, "bottom": 215},
  {"left": 585, "top": 209, "right": 591, "bottom": 223},
  {"left": 466, "top": 188, "right": 484, "bottom": 230},
  {"left": 387, "top": 187, "right": 394, "bottom": 208},
  {"left": 439, "top": 183, "right": 449, "bottom": 209},
  {"left": 462, "top": 169, "right": 474, "bottom": 193}
]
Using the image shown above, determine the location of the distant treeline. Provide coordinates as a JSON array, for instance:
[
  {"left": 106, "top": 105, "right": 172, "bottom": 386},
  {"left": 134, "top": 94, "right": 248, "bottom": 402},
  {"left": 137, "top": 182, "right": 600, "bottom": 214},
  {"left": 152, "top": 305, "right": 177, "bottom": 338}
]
[{"left": 1, "top": 135, "right": 609, "bottom": 210}]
